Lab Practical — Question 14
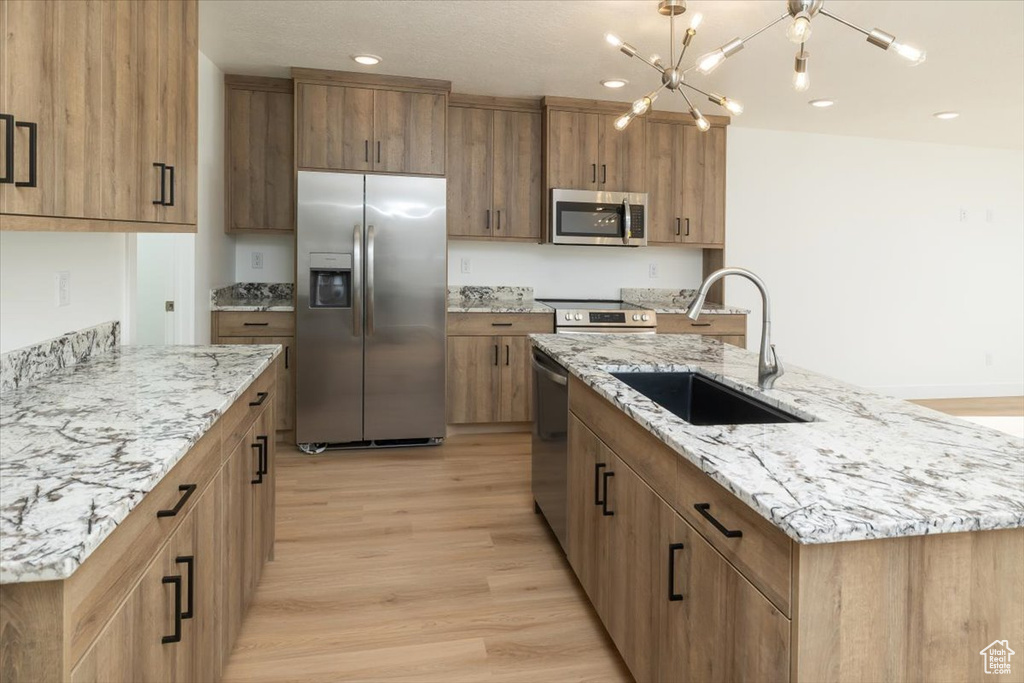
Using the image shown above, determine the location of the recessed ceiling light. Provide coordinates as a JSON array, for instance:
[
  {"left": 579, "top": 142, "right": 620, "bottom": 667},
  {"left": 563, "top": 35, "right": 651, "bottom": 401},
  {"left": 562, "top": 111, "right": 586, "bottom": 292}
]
[
  {"left": 353, "top": 54, "right": 381, "bottom": 66},
  {"left": 809, "top": 99, "right": 835, "bottom": 108},
  {"left": 933, "top": 111, "right": 959, "bottom": 120},
  {"left": 601, "top": 79, "right": 628, "bottom": 89}
]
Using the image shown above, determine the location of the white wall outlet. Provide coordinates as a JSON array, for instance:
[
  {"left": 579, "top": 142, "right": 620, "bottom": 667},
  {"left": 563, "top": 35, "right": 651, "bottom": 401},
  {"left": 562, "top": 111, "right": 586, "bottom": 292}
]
[
  {"left": 56, "top": 271, "right": 71, "bottom": 307},
  {"left": 958, "top": 207, "right": 968, "bottom": 223},
  {"left": 251, "top": 251, "right": 264, "bottom": 270},
  {"left": 461, "top": 257, "right": 471, "bottom": 274},
  {"left": 648, "top": 263, "right": 658, "bottom": 279}
]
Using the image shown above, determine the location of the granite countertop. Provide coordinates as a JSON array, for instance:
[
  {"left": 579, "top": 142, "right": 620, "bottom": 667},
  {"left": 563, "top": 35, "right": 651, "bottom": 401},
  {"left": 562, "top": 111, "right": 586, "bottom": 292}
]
[
  {"left": 0, "top": 345, "right": 281, "bottom": 583},
  {"left": 211, "top": 283, "right": 294, "bottom": 312},
  {"left": 531, "top": 333, "right": 1024, "bottom": 545},
  {"left": 446, "top": 285, "right": 553, "bottom": 314},
  {"left": 620, "top": 288, "right": 751, "bottom": 315}
]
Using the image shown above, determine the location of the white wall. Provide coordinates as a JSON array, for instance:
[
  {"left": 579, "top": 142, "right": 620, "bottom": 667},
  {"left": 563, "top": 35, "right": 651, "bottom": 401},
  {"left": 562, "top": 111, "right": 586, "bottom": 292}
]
[
  {"left": 193, "top": 52, "right": 236, "bottom": 343},
  {"left": 447, "top": 241, "right": 704, "bottom": 299},
  {"left": 726, "top": 126, "right": 1024, "bottom": 398},
  {"left": 0, "top": 232, "right": 127, "bottom": 353},
  {"left": 234, "top": 234, "right": 294, "bottom": 283}
]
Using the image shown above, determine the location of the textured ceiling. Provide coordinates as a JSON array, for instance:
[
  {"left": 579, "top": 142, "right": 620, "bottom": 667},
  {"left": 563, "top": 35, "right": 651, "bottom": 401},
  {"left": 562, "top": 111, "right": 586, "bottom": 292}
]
[{"left": 200, "top": 0, "right": 1024, "bottom": 149}]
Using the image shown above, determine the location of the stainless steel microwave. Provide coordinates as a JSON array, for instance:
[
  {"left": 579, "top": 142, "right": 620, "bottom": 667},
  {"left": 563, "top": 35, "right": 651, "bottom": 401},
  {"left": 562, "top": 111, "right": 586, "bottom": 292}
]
[{"left": 549, "top": 189, "right": 648, "bottom": 247}]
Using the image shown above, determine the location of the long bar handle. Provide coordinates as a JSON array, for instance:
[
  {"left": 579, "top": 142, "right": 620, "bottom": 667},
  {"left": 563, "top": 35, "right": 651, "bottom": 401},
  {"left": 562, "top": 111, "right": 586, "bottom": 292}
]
[
  {"left": 161, "top": 575, "right": 183, "bottom": 644},
  {"left": 668, "top": 543, "right": 684, "bottom": 601},
  {"left": 694, "top": 503, "right": 743, "bottom": 538},
  {"left": 594, "top": 463, "right": 606, "bottom": 505},
  {"left": 166, "top": 165, "right": 175, "bottom": 207},
  {"left": 152, "top": 163, "right": 167, "bottom": 205},
  {"left": 157, "top": 484, "right": 196, "bottom": 518},
  {"left": 175, "top": 556, "right": 195, "bottom": 619},
  {"left": 531, "top": 357, "right": 567, "bottom": 386},
  {"left": 257, "top": 435, "right": 269, "bottom": 475},
  {"left": 622, "top": 199, "right": 631, "bottom": 246},
  {"left": 14, "top": 121, "right": 37, "bottom": 188},
  {"left": 352, "top": 225, "right": 363, "bottom": 337},
  {"left": 601, "top": 471, "right": 615, "bottom": 516},
  {"left": 366, "top": 225, "right": 376, "bottom": 336},
  {"left": 1, "top": 114, "right": 13, "bottom": 184}
]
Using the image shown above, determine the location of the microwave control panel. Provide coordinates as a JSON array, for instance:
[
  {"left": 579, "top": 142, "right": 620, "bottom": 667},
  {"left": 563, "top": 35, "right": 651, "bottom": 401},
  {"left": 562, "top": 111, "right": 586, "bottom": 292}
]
[{"left": 628, "top": 205, "right": 646, "bottom": 238}]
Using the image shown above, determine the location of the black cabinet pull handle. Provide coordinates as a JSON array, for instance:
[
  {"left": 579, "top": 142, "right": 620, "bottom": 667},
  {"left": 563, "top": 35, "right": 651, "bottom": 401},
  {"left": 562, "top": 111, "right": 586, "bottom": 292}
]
[
  {"left": 675, "top": 217, "right": 681, "bottom": 236},
  {"left": 15, "top": 121, "right": 37, "bottom": 188},
  {"left": 175, "top": 556, "right": 194, "bottom": 619},
  {"left": 157, "top": 484, "right": 197, "bottom": 518},
  {"left": 249, "top": 391, "right": 269, "bottom": 407},
  {"left": 601, "top": 164, "right": 607, "bottom": 184},
  {"left": 285, "top": 345, "right": 290, "bottom": 369},
  {"left": 161, "top": 575, "right": 183, "bottom": 644},
  {"left": 685, "top": 217, "right": 691, "bottom": 237},
  {"left": 1, "top": 114, "right": 13, "bottom": 184},
  {"left": 690, "top": 322, "right": 712, "bottom": 327},
  {"left": 591, "top": 163, "right": 597, "bottom": 183},
  {"left": 594, "top": 463, "right": 606, "bottom": 505},
  {"left": 485, "top": 209, "right": 491, "bottom": 230},
  {"left": 364, "top": 139, "right": 369, "bottom": 162},
  {"left": 376, "top": 140, "right": 381, "bottom": 164},
  {"left": 165, "top": 165, "right": 175, "bottom": 207},
  {"left": 257, "top": 435, "right": 269, "bottom": 475},
  {"left": 668, "top": 543, "right": 684, "bottom": 601},
  {"left": 493, "top": 344, "right": 499, "bottom": 366},
  {"left": 694, "top": 503, "right": 743, "bottom": 538},
  {"left": 496, "top": 209, "right": 501, "bottom": 231},
  {"left": 251, "top": 442, "right": 264, "bottom": 484},
  {"left": 153, "top": 162, "right": 167, "bottom": 205},
  {"left": 505, "top": 344, "right": 510, "bottom": 366},
  {"left": 490, "top": 322, "right": 512, "bottom": 327},
  {"left": 243, "top": 322, "right": 270, "bottom": 326},
  {"left": 601, "top": 471, "right": 615, "bottom": 516}
]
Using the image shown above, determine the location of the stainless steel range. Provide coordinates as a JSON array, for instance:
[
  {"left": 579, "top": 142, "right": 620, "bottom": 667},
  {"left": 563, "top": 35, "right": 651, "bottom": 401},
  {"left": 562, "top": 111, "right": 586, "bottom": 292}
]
[{"left": 539, "top": 299, "right": 657, "bottom": 334}]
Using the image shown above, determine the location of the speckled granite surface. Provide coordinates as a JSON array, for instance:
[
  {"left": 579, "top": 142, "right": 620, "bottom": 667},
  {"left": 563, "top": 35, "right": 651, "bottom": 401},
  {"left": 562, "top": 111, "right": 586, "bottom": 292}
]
[
  {"left": 211, "top": 283, "right": 294, "bottom": 312},
  {"left": 620, "top": 288, "right": 750, "bottom": 315},
  {"left": 0, "top": 321, "right": 119, "bottom": 393},
  {"left": 532, "top": 333, "right": 1024, "bottom": 545},
  {"left": 0, "top": 344, "right": 281, "bottom": 583},
  {"left": 447, "top": 285, "right": 553, "bottom": 314}
]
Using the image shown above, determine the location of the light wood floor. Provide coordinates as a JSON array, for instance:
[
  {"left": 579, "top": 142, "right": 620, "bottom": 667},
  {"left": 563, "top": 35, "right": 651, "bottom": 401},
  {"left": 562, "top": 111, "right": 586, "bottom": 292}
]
[
  {"left": 222, "top": 434, "right": 631, "bottom": 683},
  {"left": 910, "top": 396, "right": 1024, "bottom": 417}
]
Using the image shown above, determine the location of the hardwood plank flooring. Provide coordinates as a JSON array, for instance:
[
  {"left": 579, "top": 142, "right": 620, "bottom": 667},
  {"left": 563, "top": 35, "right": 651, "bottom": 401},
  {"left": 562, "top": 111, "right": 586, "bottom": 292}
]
[
  {"left": 223, "top": 434, "right": 630, "bottom": 683},
  {"left": 910, "top": 396, "right": 1024, "bottom": 417}
]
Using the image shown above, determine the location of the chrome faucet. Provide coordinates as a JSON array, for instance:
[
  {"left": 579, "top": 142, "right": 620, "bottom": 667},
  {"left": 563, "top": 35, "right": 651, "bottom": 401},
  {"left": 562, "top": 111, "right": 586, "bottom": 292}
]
[{"left": 685, "top": 267, "right": 784, "bottom": 390}]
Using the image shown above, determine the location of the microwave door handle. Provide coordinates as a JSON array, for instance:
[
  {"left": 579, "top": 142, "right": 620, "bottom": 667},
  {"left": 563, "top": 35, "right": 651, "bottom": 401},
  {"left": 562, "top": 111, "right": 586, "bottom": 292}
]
[
  {"left": 622, "top": 199, "right": 631, "bottom": 245},
  {"left": 352, "top": 225, "right": 363, "bottom": 337}
]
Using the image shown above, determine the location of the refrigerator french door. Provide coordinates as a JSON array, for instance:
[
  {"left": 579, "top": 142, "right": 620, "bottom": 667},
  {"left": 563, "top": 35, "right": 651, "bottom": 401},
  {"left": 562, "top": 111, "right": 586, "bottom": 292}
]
[{"left": 296, "top": 172, "right": 446, "bottom": 447}]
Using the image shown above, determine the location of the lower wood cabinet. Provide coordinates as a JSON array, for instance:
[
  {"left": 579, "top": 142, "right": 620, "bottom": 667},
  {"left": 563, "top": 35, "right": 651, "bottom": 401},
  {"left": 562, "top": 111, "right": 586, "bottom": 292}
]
[
  {"left": 658, "top": 313, "right": 747, "bottom": 349},
  {"left": 446, "top": 335, "right": 532, "bottom": 423}
]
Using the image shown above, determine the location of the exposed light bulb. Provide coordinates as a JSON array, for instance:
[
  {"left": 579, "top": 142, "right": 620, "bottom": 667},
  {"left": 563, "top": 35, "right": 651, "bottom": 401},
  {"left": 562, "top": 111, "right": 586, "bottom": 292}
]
[
  {"left": 696, "top": 49, "right": 726, "bottom": 74},
  {"left": 690, "top": 107, "right": 710, "bottom": 132},
  {"left": 786, "top": 13, "right": 812, "bottom": 44},
  {"left": 793, "top": 70, "right": 810, "bottom": 92},
  {"left": 605, "top": 33, "right": 624, "bottom": 47},
  {"left": 891, "top": 40, "right": 926, "bottom": 66},
  {"left": 632, "top": 90, "right": 658, "bottom": 116},
  {"left": 614, "top": 113, "right": 634, "bottom": 130},
  {"left": 689, "top": 12, "right": 703, "bottom": 30},
  {"left": 722, "top": 98, "right": 744, "bottom": 116}
]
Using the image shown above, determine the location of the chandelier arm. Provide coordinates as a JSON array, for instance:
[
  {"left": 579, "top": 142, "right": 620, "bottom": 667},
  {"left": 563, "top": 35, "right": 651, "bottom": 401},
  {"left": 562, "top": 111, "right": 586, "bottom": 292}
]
[
  {"left": 817, "top": 8, "right": 870, "bottom": 36},
  {"left": 670, "top": 9, "right": 676, "bottom": 70},
  {"left": 742, "top": 12, "right": 791, "bottom": 44},
  {"left": 679, "top": 81, "right": 715, "bottom": 100},
  {"left": 632, "top": 52, "right": 667, "bottom": 73},
  {"left": 677, "top": 87, "right": 695, "bottom": 110}
]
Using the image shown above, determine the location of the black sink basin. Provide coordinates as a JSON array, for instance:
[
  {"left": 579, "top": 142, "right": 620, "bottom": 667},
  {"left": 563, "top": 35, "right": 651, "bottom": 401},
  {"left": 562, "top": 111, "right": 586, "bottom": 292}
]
[{"left": 610, "top": 372, "right": 808, "bottom": 426}]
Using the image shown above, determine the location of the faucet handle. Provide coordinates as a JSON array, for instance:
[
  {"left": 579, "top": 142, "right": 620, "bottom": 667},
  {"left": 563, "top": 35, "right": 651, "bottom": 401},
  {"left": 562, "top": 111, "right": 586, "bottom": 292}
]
[{"left": 770, "top": 344, "right": 784, "bottom": 376}]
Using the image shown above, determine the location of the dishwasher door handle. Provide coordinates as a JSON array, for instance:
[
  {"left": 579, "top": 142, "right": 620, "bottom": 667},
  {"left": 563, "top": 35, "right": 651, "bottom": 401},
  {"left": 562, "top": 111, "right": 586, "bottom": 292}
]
[{"left": 531, "top": 357, "right": 567, "bottom": 386}]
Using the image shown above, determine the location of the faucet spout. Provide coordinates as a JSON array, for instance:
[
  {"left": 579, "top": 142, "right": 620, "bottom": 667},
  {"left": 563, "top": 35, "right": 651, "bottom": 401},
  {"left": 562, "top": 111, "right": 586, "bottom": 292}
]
[{"left": 686, "top": 267, "right": 784, "bottom": 390}]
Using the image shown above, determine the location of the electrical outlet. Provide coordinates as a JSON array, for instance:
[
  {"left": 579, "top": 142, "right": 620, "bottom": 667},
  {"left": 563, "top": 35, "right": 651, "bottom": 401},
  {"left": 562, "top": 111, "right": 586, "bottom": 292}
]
[
  {"left": 958, "top": 207, "right": 968, "bottom": 223},
  {"left": 648, "top": 263, "right": 658, "bottom": 279},
  {"left": 251, "top": 251, "right": 264, "bottom": 270},
  {"left": 56, "top": 271, "right": 71, "bottom": 307},
  {"left": 461, "top": 257, "right": 471, "bottom": 274}
]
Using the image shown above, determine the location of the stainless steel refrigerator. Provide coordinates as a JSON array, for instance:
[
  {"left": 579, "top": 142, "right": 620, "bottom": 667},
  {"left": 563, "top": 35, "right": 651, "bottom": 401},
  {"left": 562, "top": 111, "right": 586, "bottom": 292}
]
[{"left": 296, "top": 172, "right": 446, "bottom": 450}]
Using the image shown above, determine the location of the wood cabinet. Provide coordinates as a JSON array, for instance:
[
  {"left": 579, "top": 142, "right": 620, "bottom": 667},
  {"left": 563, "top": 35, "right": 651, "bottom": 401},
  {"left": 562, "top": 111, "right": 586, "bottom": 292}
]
[
  {"left": 225, "top": 76, "right": 294, "bottom": 234},
  {"left": 544, "top": 105, "right": 645, "bottom": 194},
  {"left": 1, "top": 0, "right": 197, "bottom": 232},
  {"left": 294, "top": 69, "right": 449, "bottom": 177},
  {"left": 447, "top": 96, "right": 543, "bottom": 241},
  {"left": 658, "top": 312, "right": 747, "bottom": 348},
  {"left": 646, "top": 118, "right": 726, "bottom": 246},
  {"left": 445, "top": 312, "right": 553, "bottom": 425},
  {"left": 212, "top": 311, "right": 295, "bottom": 438}
]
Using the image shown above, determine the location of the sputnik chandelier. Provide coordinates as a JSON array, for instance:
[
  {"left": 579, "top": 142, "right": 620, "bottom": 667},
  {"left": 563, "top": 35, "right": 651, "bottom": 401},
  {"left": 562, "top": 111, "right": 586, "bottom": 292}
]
[{"left": 606, "top": 0, "right": 926, "bottom": 129}]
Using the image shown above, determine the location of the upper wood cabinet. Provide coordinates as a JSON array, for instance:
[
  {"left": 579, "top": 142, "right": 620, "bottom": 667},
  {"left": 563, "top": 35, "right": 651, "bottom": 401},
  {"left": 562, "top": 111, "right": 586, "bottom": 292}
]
[
  {"left": 225, "top": 76, "right": 294, "bottom": 234},
  {"left": 1, "top": 0, "right": 197, "bottom": 232},
  {"left": 447, "top": 95, "right": 542, "bottom": 241},
  {"left": 646, "top": 116, "right": 726, "bottom": 246},
  {"left": 293, "top": 68, "right": 449, "bottom": 177}
]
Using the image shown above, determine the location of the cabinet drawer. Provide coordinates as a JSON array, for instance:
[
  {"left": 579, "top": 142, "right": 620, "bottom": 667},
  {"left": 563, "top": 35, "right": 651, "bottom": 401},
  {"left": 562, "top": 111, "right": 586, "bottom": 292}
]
[
  {"left": 447, "top": 312, "right": 553, "bottom": 336},
  {"left": 569, "top": 377, "right": 792, "bottom": 616},
  {"left": 214, "top": 311, "right": 294, "bottom": 337},
  {"left": 657, "top": 313, "right": 745, "bottom": 336},
  {"left": 221, "top": 359, "right": 278, "bottom": 453}
]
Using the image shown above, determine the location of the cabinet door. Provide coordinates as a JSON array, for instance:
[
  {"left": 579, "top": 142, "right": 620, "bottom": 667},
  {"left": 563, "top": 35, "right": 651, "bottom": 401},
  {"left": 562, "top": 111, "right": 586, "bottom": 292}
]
[
  {"left": 264, "top": 337, "right": 294, "bottom": 431},
  {"left": 645, "top": 121, "right": 683, "bottom": 244},
  {"left": 599, "top": 114, "right": 645, "bottom": 192},
  {"left": 295, "top": 83, "right": 374, "bottom": 172},
  {"left": 446, "top": 336, "right": 501, "bottom": 424},
  {"left": 656, "top": 500, "right": 790, "bottom": 683},
  {"left": 546, "top": 110, "right": 599, "bottom": 191},
  {"left": 446, "top": 106, "right": 493, "bottom": 237},
  {"left": 190, "top": 474, "right": 222, "bottom": 683},
  {"left": 251, "top": 403, "right": 276, "bottom": 587},
  {"left": 498, "top": 335, "right": 533, "bottom": 422},
  {"left": 2, "top": 0, "right": 105, "bottom": 219},
  {"left": 227, "top": 86, "right": 295, "bottom": 232},
  {"left": 681, "top": 125, "right": 726, "bottom": 245},
  {"left": 221, "top": 432, "right": 256, "bottom": 665},
  {"left": 493, "top": 110, "right": 542, "bottom": 241},
  {"left": 373, "top": 90, "right": 446, "bottom": 175}
]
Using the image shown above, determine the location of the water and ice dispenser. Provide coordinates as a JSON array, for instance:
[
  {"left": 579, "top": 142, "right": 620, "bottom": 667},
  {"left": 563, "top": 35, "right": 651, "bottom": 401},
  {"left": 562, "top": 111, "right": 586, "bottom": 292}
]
[{"left": 308, "top": 253, "right": 352, "bottom": 308}]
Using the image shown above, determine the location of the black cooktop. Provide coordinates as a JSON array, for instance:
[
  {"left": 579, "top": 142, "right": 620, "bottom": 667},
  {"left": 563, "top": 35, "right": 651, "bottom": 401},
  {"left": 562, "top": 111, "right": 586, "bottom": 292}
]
[{"left": 538, "top": 299, "right": 645, "bottom": 311}]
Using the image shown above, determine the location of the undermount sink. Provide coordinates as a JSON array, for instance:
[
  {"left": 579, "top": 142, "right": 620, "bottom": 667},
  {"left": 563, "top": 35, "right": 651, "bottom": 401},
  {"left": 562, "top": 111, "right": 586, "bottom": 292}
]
[{"left": 610, "top": 372, "right": 808, "bottom": 426}]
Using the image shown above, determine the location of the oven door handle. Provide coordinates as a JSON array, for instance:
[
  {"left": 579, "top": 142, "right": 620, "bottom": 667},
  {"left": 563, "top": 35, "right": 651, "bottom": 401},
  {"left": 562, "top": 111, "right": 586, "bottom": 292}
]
[
  {"left": 622, "top": 199, "right": 631, "bottom": 246},
  {"left": 532, "top": 357, "right": 568, "bottom": 386}
]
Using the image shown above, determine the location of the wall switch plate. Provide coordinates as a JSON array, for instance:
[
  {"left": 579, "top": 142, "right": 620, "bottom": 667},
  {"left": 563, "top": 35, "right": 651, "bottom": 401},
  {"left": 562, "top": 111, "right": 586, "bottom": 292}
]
[
  {"left": 461, "top": 257, "right": 471, "bottom": 274},
  {"left": 56, "top": 271, "right": 71, "bottom": 307},
  {"left": 251, "top": 251, "right": 264, "bottom": 270},
  {"left": 165, "top": 301, "right": 175, "bottom": 312},
  {"left": 648, "top": 263, "right": 658, "bottom": 279},
  {"left": 959, "top": 208, "right": 968, "bottom": 223}
]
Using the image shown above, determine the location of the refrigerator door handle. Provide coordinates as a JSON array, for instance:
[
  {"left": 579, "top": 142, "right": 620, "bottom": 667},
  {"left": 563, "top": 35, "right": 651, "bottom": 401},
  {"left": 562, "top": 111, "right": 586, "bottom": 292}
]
[
  {"left": 366, "top": 224, "right": 376, "bottom": 337},
  {"left": 352, "top": 224, "right": 363, "bottom": 337}
]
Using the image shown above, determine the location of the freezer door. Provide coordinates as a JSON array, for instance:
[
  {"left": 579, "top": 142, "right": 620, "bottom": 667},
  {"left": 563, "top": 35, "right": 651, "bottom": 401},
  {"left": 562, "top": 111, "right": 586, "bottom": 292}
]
[
  {"left": 363, "top": 175, "right": 447, "bottom": 440},
  {"left": 296, "top": 171, "right": 366, "bottom": 444}
]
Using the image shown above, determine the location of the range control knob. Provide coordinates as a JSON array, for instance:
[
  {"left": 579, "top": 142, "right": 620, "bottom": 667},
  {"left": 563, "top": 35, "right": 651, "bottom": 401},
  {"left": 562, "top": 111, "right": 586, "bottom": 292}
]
[
  {"left": 632, "top": 314, "right": 641, "bottom": 321},
  {"left": 641, "top": 314, "right": 650, "bottom": 322},
  {"left": 574, "top": 313, "right": 583, "bottom": 321},
  {"left": 564, "top": 313, "right": 571, "bottom": 321}
]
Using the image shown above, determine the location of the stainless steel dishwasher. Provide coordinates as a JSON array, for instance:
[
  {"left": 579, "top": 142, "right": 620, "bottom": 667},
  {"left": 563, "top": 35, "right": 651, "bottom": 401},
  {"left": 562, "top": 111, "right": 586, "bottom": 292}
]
[{"left": 531, "top": 349, "right": 569, "bottom": 551}]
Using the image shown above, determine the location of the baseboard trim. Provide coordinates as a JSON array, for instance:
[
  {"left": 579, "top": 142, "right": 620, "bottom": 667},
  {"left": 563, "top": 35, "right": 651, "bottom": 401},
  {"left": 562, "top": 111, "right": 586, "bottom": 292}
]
[{"left": 446, "top": 423, "right": 532, "bottom": 436}]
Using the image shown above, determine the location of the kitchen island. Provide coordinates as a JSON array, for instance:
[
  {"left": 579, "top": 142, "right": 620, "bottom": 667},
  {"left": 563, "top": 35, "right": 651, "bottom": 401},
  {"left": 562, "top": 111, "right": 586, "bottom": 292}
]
[
  {"left": 531, "top": 333, "right": 1024, "bottom": 683},
  {"left": 1, "top": 345, "right": 281, "bottom": 682}
]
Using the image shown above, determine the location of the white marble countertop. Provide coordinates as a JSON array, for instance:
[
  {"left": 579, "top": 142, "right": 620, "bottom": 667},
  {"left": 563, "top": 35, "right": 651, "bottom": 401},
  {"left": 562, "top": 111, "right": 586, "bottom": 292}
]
[
  {"left": 0, "top": 345, "right": 281, "bottom": 583},
  {"left": 447, "top": 298, "right": 554, "bottom": 314},
  {"left": 211, "top": 298, "right": 295, "bottom": 312},
  {"left": 531, "top": 333, "right": 1024, "bottom": 545}
]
